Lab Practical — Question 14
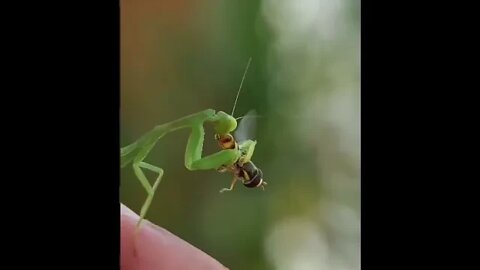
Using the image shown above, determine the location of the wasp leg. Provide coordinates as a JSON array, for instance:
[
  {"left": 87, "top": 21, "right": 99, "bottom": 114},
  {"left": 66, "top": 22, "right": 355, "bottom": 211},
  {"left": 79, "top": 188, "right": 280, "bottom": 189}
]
[
  {"left": 261, "top": 181, "right": 267, "bottom": 191},
  {"left": 216, "top": 165, "right": 228, "bottom": 173},
  {"left": 219, "top": 177, "right": 238, "bottom": 193}
]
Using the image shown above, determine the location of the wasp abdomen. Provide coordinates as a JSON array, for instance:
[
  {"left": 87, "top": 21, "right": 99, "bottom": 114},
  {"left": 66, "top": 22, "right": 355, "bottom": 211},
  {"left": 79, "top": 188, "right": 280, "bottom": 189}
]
[
  {"left": 241, "top": 162, "right": 263, "bottom": 188},
  {"left": 243, "top": 169, "right": 263, "bottom": 187}
]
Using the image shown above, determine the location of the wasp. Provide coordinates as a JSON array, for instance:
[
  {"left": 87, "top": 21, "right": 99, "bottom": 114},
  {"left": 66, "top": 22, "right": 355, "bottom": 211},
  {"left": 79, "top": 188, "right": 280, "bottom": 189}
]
[{"left": 215, "top": 110, "right": 267, "bottom": 193}]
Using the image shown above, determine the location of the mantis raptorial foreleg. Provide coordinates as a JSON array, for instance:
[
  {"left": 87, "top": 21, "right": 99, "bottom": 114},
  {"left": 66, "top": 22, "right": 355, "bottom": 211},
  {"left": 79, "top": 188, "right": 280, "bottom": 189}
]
[
  {"left": 121, "top": 109, "right": 240, "bottom": 229},
  {"left": 121, "top": 58, "right": 265, "bottom": 234},
  {"left": 185, "top": 124, "right": 239, "bottom": 170}
]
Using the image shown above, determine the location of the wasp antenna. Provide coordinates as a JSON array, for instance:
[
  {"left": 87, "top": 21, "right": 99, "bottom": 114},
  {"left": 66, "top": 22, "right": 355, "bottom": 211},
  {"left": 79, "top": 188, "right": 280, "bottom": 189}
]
[{"left": 231, "top": 57, "right": 252, "bottom": 117}]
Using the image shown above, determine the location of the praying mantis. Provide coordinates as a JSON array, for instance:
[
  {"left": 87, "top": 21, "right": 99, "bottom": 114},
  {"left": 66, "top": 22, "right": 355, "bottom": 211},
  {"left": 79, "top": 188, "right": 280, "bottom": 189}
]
[{"left": 120, "top": 58, "right": 266, "bottom": 229}]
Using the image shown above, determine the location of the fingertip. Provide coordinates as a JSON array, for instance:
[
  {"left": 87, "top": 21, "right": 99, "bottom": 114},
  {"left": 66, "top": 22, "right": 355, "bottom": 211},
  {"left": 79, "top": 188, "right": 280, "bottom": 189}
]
[
  {"left": 135, "top": 220, "right": 229, "bottom": 270},
  {"left": 120, "top": 203, "right": 228, "bottom": 270},
  {"left": 121, "top": 203, "right": 138, "bottom": 219}
]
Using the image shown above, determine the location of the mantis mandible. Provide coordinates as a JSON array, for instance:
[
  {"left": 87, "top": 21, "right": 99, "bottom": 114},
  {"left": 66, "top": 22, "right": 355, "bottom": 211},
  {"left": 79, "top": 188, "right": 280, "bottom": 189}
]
[{"left": 120, "top": 58, "right": 266, "bottom": 229}]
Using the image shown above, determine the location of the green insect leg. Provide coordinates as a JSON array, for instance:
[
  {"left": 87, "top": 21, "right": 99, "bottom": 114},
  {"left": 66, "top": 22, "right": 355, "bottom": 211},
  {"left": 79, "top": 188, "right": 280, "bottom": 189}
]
[
  {"left": 184, "top": 123, "right": 240, "bottom": 171},
  {"left": 130, "top": 141, "right": 165, "bottom": 230}
]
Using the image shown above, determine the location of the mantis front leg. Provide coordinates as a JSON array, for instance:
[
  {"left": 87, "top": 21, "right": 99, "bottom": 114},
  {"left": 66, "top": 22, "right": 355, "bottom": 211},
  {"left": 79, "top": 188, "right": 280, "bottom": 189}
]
[
  {"left": 184, "top": 123, "right": 240, "bottom": 171},
  {"left": 125, "top": 110, "right": 240, "bottom": 230}
]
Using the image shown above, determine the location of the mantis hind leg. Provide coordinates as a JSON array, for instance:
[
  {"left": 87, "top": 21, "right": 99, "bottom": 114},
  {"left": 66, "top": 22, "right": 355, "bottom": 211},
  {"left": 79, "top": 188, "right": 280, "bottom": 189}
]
[
  {"left": 130, "top": 161, "right": 163, "bottom": 257},
  {"left": 133, "top": 161, "right": 164, "bottom": 230},
  {"left": 130, "top": 140, "right": 165, "bottom": 230}
]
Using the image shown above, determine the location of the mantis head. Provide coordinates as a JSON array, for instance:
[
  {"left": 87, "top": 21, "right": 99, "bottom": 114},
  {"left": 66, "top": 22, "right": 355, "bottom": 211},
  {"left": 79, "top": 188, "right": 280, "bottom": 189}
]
[{"left": 212, "top": 111, "right": 237, "bottom": 135}]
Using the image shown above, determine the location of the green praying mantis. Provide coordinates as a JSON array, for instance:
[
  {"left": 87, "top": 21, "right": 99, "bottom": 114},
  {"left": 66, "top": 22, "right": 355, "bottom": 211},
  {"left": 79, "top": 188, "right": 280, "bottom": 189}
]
[{"left": 121, "top": 58, "right": 266, "bottom": 229}]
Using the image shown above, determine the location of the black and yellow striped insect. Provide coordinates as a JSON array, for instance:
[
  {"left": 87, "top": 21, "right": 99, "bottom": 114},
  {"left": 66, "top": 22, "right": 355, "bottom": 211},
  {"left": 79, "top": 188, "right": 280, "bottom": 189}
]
[{"left": 215, "top": 110, "right": 267, "bottom": 192}]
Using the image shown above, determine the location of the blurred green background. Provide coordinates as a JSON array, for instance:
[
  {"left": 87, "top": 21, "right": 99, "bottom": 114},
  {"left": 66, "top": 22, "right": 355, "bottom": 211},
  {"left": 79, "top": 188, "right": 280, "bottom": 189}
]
[{"left": 120, "top": 0, "right": 360, "bottom": 269}]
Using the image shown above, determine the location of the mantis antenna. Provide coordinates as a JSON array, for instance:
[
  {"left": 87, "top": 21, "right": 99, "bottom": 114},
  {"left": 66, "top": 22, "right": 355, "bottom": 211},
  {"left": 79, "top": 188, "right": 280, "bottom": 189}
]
[
  {"left": 231, "top": 57, "right": 252, "bottom": 117},
  {"left": 235, "top": 115, "right": 263, "bottom": 121}
]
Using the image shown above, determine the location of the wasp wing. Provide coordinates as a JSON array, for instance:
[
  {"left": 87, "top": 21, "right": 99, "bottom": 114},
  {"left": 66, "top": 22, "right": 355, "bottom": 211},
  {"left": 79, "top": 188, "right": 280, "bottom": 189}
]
[{"left": 234, "top": 109, "right": 257, "bottom": 143}]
